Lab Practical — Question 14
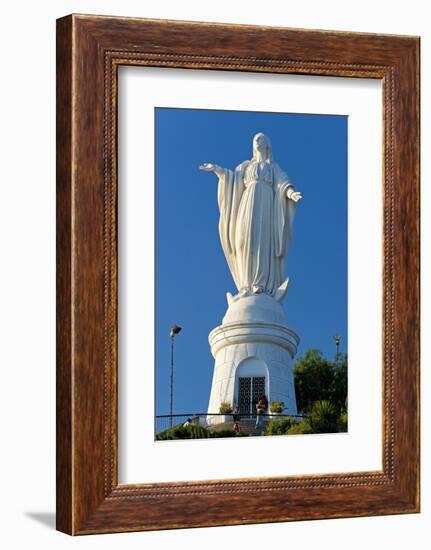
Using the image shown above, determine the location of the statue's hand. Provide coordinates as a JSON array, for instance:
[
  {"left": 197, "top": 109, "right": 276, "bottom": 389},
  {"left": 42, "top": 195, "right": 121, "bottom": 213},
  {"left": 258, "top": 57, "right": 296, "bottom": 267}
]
[
  {"left": 289, "top": 191, "right": 302, "bottom": 203},
  {"left": 199, "top": 163, "right": 216, "bottom": 172},
  {"left": 199, "top": 163, "right": 223, "bottom": 177}
]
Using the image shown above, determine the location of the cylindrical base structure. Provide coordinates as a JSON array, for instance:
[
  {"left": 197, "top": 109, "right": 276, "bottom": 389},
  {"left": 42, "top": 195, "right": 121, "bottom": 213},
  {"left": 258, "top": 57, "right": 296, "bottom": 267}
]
[{"left": 207, "top": 294, "right": 299, "bottom": 425}]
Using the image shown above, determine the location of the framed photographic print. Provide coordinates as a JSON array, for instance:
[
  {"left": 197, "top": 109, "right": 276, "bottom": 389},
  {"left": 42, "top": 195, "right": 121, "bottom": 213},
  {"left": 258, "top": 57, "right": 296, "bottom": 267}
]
[{"left": 56, "top": 14, "right": 420, "bottom": 534}]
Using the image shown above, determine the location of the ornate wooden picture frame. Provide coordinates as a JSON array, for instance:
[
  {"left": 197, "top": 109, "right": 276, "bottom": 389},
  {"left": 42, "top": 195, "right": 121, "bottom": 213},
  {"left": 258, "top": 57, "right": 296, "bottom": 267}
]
[{"left": 56, "top": 14, "right": 420, "bottom": 535}]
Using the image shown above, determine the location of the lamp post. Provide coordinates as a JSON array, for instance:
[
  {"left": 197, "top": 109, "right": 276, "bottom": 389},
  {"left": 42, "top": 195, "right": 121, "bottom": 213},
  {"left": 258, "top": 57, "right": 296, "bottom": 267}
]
[
  {"left": 169, "top": 324, "right": 182, "bottom": 428},
  {"left": 333, "top": 333, "right": 341, "bottom": 364}
]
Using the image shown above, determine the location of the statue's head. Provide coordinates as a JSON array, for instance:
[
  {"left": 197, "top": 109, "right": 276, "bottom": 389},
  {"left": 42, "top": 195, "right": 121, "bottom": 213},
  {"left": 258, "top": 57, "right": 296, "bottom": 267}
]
[{"left": 253, "top": 132, "right": 272, "bottom": 161}]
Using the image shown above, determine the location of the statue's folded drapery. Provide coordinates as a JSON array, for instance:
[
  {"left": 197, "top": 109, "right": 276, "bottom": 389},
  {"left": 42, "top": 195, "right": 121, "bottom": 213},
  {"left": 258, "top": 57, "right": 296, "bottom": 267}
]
[{"left": 217, "top": 159, "right": 297, "bottom": 301}]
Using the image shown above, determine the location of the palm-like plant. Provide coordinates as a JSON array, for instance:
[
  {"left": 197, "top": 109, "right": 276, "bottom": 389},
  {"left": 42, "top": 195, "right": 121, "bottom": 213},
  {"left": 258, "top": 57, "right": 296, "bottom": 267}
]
[{"left": 308, "top": 400, "right": 339, "bottom": 433}]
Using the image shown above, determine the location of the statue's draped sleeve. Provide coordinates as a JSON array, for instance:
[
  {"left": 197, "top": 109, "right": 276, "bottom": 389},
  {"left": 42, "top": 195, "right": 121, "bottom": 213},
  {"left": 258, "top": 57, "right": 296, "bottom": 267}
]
[
  {"left": 273, "top": 163, "right": 296, "bottom": 259},
  {"left": 217, "top": 162, "right": 247, "bottom": 289}
]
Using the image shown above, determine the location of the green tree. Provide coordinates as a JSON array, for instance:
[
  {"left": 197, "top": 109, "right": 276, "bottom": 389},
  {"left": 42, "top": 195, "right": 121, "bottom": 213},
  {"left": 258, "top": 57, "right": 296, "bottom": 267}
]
[
  {"left": 329, "top": 353, "right": 347, "bottom": 410},
  {"left": 293, "top": 349, "right": 347, "bottom": 414}
]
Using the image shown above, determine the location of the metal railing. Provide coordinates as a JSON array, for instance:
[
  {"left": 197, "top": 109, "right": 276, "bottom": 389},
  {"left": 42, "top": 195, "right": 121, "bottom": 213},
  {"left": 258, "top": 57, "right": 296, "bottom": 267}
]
[{"left": 155, "top": 412, "right": 307, "bottom": 435}]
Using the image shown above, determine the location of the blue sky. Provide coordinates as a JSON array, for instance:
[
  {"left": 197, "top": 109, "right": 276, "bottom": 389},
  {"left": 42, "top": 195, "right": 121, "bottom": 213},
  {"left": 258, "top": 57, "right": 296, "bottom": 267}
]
[{"left": 155, "top": 108, "right": 347, "bottom": 416}]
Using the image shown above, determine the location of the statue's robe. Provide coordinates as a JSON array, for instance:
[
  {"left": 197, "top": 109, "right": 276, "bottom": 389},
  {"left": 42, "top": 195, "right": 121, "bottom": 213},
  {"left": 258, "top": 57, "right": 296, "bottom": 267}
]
[{"left": 217, "top": 159, "right": 296, "bottom": 302}]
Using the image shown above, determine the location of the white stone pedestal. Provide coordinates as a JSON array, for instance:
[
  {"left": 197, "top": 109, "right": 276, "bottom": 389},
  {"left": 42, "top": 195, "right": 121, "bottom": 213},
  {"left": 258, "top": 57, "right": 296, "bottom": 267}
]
[{"left": 207, "top": 294, "right": 299, "bottom": 425}]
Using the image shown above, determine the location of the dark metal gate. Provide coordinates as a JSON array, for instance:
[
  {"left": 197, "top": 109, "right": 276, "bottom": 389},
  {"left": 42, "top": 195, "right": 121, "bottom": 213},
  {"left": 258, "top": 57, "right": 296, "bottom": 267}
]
[{"left": 238, "top": 376, "right": 265, "bottom": 416}]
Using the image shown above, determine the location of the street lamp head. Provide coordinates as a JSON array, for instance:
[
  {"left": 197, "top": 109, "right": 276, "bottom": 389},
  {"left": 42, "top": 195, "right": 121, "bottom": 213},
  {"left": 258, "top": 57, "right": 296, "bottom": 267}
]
[{"left": 170, "top": 325, "right": 183, "bottom": 337}]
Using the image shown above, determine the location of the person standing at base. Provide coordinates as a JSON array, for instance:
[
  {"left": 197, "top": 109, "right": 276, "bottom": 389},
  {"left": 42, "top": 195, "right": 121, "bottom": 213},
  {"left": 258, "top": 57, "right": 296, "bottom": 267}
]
[
  {"left": 233, "top": 407, "right": 241, "bottom": 432},
  {"left": 255, "top": 395, "right": 268, "bottom": 430}
]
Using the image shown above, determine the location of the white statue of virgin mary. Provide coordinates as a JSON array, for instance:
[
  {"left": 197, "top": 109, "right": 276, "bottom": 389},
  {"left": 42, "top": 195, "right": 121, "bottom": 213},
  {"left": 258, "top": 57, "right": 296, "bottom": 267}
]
[{"left": 200, "top": 132, "right": 302, "bottom": 303}]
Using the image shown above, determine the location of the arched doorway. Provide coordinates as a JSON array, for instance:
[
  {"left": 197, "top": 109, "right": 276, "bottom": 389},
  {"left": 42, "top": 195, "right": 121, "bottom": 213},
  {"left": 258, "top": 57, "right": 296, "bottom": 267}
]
[{"left": 235, "top": 358, "right": 268, "bottom": 417}]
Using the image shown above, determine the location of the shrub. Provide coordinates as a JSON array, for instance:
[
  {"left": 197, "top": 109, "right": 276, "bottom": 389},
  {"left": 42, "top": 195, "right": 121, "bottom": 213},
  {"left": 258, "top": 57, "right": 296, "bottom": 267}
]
[
  {"left": 188, "top": 425, "right": 212, "bottom": 439},
  {"left": 209, "top": 429, "right": 247, "bottom": 438},
  {"left": 287, "top": 419, "right": 314, "bottom": 435},
  {"left": 219, "top": 402, "right": 233, "bottom": 414},
  {"left": 156, "top": 423, "right": 248, "bottom": 440},
  {"left": 156, "top": 424, "right": 210, "bottom": 440},
  {"left": 269, "top": 400, "right": 284, "bottom": 413},
  {"left": 264, "top": 416, "right": 293, "bottom": 435},
  {"left": 338, "top": 411, "right": 348, "bottom": 432}
]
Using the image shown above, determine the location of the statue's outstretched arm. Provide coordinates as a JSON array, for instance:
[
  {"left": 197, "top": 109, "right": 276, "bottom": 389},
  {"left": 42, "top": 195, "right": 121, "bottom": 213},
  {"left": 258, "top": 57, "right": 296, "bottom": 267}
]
[
  {"left": 275, "top": 164, "right": 302, "bottom": 203},
  {"left": 287, "top": 186, "right": 302, "bottom": 203},
  {"left": 199, "top": 163, "right": 225, "bottom": 178}
]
